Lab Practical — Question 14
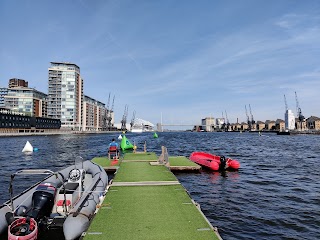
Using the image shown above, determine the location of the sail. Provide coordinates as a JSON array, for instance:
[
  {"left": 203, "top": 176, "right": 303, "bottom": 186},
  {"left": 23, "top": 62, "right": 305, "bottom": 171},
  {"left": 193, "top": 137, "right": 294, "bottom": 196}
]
[
  {"left": 120, "top": 135, "right": 134, "bottom": 151},
  {"left": 22, "top": 141, "right": 33, "bottom": 152},
  {"left": 118, "top": 134, "right": 123, "bottom": 140},
  {"left": 153, "top": 132, "right": 158, "bottom": 138}
]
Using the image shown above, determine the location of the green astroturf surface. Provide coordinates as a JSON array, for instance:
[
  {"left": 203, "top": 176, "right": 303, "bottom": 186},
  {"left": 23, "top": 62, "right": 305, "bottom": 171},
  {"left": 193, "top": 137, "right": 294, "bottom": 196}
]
[
  {"left": 91, "top": 156, "right": 120, "bottom": 167},
  {"left": 113, "top": 162, "right": 176, "bottom": 182},
  {"left": 123, "top": 152, "right": 158, "bottom": 161},
  {"left": 169, "top": 156, "right": 199, "bottom": 166},
  {"left": 85, "top": 185, "right": 220, "bottom": 240}
]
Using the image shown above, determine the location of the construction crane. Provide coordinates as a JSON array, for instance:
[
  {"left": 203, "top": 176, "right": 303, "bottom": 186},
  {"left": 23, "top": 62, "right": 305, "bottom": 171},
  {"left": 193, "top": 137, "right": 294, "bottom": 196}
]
[
  {"left": 120, "top": 104, "right": 128, "bottom": 131},
  {"left": 245, "top": 105, "right": 251, "bottom": 130},
  {"left": 295, "top": 91, "right": 305, "bottom": 130},
  {"left": 107, "top": 95, "right": 115, "bottom": 130},
  {"left": 284, "top": 94, "right": 288, "bottom": 112},
  {"left": 130, "top": 110, "right": 136, "bottom": 130}
]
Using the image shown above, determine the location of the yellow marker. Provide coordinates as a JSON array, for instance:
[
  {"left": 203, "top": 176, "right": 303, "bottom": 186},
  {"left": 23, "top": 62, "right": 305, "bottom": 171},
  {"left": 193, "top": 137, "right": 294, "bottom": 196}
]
[{"left": 133, "top": 144, "right": 137, "bottom": 153}]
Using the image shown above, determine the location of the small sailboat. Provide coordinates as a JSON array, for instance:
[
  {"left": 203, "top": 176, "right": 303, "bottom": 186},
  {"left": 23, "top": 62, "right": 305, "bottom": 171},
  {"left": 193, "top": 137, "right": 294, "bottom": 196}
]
[
  {"left": 118, "top": 134, "right": 123, "bottom": 140},
  {"left": 153, "top": 132, "right": 158, "bottom": 138},
  {"left": 22, "top": 141, "right": 33, "bottom": 153}
]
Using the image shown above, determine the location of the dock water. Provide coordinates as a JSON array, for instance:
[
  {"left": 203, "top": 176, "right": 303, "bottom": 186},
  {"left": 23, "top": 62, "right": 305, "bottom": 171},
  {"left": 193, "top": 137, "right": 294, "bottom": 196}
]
[{"left": 86, "top": 152, "right": 221, "bottom": 240}]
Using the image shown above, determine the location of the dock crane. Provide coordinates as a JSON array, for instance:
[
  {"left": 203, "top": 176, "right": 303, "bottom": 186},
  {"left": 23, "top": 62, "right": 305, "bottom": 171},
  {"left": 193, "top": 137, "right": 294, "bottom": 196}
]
[
  {"left": 121, "top": 105, "right": 128, "bottom": 131},
  {"left": 284, "top": 94, "right": 288, "bottom": 111},
  {"left": 107, "top": 95, "right": 115, "bottom": 130},
  {"left": 221, "top": 111, "right": 226, "bottom": 130},
  {"left": 295, "top": 91, "right": 305, "bottom": 130},
  {"left": 104, "top": 93, "right": 111, "bottom": 131},
  {"left": 249, "top": 104, "right": 255, "bottom": 130},
  {"left": 130, "top": 110, "right": 136, "bottom": 130},
  {"left": 245, "top": 105, "right": 251, "bottom": 130},
  {"left": 225, "top": 110, "right": 230, "bottom": 131}
]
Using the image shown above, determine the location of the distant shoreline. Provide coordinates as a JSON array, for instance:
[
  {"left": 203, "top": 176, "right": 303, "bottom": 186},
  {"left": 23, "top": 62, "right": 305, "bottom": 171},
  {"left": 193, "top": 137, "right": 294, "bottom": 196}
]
[
  {"left": 0, "top": 130, "right": 120, "bottom": 137},
  {"left": 1, "top": 129, "right": 320, "bottom": 137}
]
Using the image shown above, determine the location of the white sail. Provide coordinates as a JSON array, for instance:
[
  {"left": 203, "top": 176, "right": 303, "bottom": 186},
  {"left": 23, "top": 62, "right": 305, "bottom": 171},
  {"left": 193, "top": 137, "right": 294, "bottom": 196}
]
[
  {"left": 22, "top": 141, "right": 33, "bottom": 152},
  {"left": 118, "top": 134, "right": 122, "bottom": 140}
]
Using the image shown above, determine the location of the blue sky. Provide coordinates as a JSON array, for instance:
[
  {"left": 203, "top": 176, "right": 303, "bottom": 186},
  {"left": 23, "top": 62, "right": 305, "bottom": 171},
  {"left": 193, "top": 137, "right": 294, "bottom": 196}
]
[{"left": 1, "top": 0, "right": 319, "bottom": 126}]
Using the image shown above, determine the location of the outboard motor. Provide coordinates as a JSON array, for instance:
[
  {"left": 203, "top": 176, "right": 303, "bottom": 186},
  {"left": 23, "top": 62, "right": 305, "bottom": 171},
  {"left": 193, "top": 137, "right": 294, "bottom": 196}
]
[
  {"left": 28, "top": 183, "right": 57, "bottom": 221},
  {"left": 219, "top": 156, "right": 227, "bottom": 171}
]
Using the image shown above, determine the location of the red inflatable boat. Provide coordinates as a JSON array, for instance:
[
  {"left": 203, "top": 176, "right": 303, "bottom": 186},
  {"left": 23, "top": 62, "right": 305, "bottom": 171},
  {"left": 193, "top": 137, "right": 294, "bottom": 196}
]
[{"left": 189, "top": 152, "right": 240, "bottom": 171}]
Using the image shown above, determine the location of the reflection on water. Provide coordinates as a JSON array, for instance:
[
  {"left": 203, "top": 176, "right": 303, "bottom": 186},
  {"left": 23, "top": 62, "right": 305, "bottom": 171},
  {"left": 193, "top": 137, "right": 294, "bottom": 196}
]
[{"left": 1, "top": 132, "right": 320, "bottom": 239}]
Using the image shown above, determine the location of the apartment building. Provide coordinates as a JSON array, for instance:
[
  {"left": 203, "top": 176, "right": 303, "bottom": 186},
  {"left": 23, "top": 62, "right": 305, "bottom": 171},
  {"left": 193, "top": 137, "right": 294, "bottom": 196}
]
[
  {"left": 83, "top": 95, "right": 109, "bottom": 131},
  {"left": 231, "top": 122, "right": 241, "bottom": 131},
  {"left": 275, "top": 119, "right": 285, "bottom": 131},
  {"left": 285, "top": 109, "right": 295, "bottom": 130},
  {"left": 201, "top": 117, "right": 215, "bottom": 132},
  {"left": 0, "top": 87, "right": 8, "bottom": 107},
  {"left": 295, "top": 117, "right": 307, "bottom": 131},
  {"left": 265, "top": 120, "right": 276, "bottom": 130},
  {"left": 306, "top": 116, "right": 320, "bottom": 130},
  {"left": 4, "top": 87, "right": 47, "bottom": 117},
  {"left": 48, "top": 62, "right": 83, "bottom": 130},
  {"left": 9, "top": 78, "right": 28, "bottom": 88},
  {"left": 256, "top": 121, "right": 265, "bottom": 130},
  {"left": 241, "top": 122, "right": 249, "bottom": 130}
]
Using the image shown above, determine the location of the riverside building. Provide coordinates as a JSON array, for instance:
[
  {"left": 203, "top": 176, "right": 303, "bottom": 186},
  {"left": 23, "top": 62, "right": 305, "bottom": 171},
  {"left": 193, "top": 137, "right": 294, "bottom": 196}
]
[
  {"left": 0, "top": 79, "right": 60, "bottom": 133},
  {"left": 285, "top": 109, "right": 295, "bottom": 130},
  {"left": 201, "top": 117, "right": 215, "bottom": 132},
  {"left": 0, "top": 88, "right": 8, "bottom": 107},
  {"left": 9, "top": 78, "right": 28, "bottom": 88},
  {"left": 48, "top": 62, "right": 111, "bottom": 131},
  {"left": 48, "top": 62, "right": 83, "bottom": 130},
  {"left": 4, "top": 87, "right": 47, "bottom": 117},
  {"left": 83, "top": 95, "right": 113, "bottom": 131}
]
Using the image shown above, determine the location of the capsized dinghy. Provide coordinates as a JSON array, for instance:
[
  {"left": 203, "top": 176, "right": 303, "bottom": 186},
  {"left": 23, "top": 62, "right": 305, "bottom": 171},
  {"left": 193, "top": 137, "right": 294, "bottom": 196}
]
[
  {"left": 0, "top": 160, "right": 108, "bottom": 240},
  {"left": 189, "top": 152, "right": 240, "bottom": 171}
]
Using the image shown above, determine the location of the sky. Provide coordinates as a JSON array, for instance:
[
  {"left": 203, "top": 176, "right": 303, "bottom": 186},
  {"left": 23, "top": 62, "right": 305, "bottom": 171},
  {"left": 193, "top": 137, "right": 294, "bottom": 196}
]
[{"left": 0, "top": 0, "right": 320, "bottom": 127}]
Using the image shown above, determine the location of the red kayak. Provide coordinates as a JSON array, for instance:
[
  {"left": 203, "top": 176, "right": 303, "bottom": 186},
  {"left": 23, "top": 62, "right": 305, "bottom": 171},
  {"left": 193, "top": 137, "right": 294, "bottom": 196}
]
[{"left": 189, "top": 152, "right": 240, "bottom": 171}]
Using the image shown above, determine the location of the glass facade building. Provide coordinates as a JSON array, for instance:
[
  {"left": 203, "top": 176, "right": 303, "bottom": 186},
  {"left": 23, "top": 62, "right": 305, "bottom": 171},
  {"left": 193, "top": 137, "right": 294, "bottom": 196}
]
[
  {"left": 48, "top": 62, "right": 83, "bottom": 130},
  {"left": 0, "top": 87, "right": 8, "bottom": 107},
  {"left": 4, "top": 87, "right": 47, "bottom": 117}
]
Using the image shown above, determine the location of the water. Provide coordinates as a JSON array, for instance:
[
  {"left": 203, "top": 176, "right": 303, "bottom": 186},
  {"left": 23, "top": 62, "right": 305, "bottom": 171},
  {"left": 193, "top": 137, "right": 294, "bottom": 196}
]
[{"left": 1, "top": 132, "right": 320, "bottom": 239}]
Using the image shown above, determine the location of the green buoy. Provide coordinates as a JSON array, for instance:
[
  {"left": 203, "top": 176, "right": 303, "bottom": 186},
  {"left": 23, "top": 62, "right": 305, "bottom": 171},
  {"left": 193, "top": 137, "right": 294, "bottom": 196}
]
[{"left": 120, "top": 135, "right": 134, "bottom": 151}]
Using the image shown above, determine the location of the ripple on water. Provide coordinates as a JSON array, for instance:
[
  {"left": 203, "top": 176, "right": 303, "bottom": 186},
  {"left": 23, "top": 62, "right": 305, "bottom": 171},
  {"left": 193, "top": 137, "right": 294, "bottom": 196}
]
[{"left": 1, "top": 132, "right": 320, "bottom": 239}]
